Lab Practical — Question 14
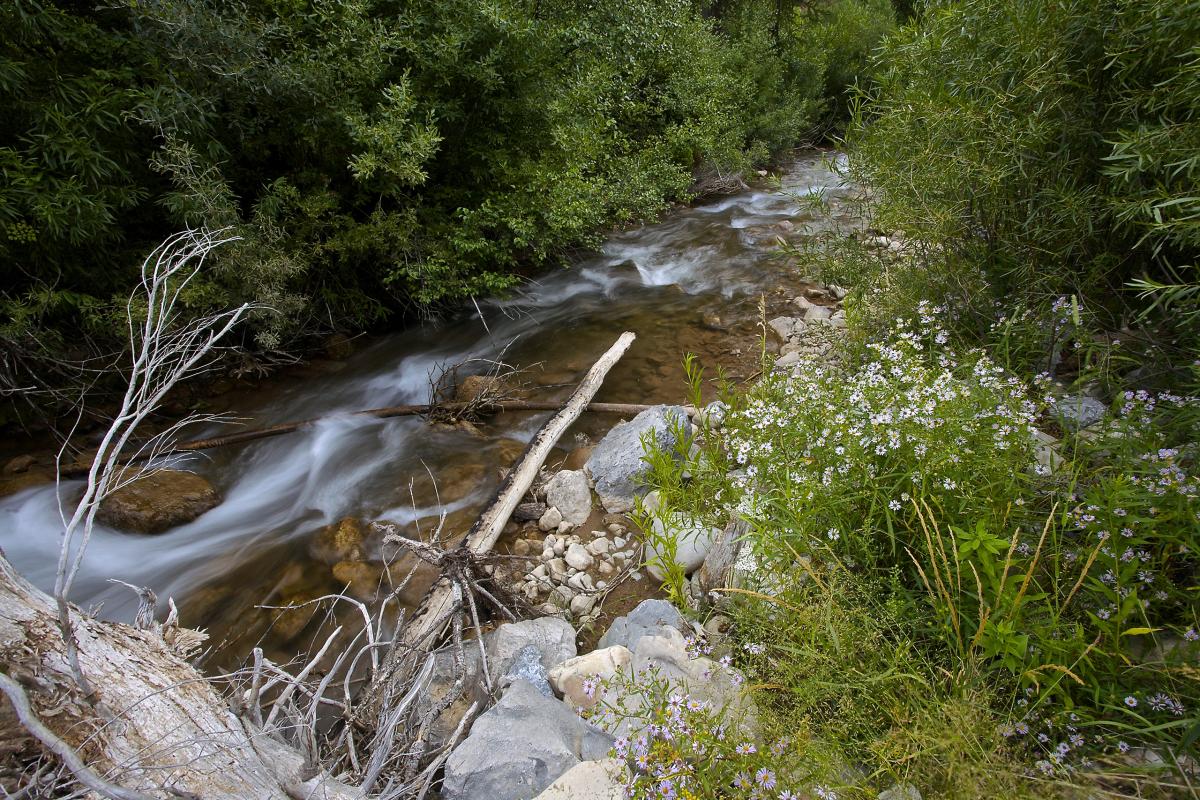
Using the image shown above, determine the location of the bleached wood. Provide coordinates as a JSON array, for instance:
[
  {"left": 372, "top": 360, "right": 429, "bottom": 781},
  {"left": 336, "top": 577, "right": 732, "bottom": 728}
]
[{"left": 354, "top": 331, "right": 636, "bottom": 727}]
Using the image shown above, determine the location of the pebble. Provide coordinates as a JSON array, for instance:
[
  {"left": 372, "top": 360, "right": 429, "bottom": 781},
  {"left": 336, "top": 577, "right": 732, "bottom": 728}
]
[
  {"left": 538, "top": 506, "right": 563, "bottom": 532},
  {"left": 613, "top": 536, "right": 626, "bottom": 549},
  {"left": 630, "top": 571, "right": 643, "bottom": 581},
  {"left": 570, "top": 594, "right": 597, "bottom": 616},
  {"left": 587, "top": 538, "right": 611, "bottom": 556},
  {"left": 556, "top": 521, "right": 573, "bottom": 535},
  {"left": 598, "top": 562, "right": 615, "bottom": 576},
  {"left": 552, "top": 540, "right": 565, "bottom": 557},
  {"left": 596, "top": 581, "right": 607, "bottom": 590},
  {"left": 548, "top": 558, "right": 568, "bottom": 582},
  {"left": 565, "top": 542, "right": 594, "bottom": 570},
  {"left": 523, "top": 582, "right": 539, "bottom": 601},
  {"left": 541, "top": 548, "right": 555, "bottom": 562},
  {"left": 513, "top": 539, "right": 532, "bottom": 556},
  {"left": 531, "top": 564, "right": 548, "bottom": 581},
  {"left": 606, "top": 523, "right": 625, "bottom": 536},
  {"left": 550, "top": 585, "right": 574, "bottom": 608},
  {"left": 567, "top": 573, "right": 594, "bottom": 592}
]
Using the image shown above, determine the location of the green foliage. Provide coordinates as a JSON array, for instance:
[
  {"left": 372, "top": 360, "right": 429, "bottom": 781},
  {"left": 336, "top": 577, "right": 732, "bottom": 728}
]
[
  {"left": 845, "top": 0, "right": 1200, "bottom": 315},
  {"left": 2, "top": 0, "right": 894, "bottom": 401},
  {"left": 644, "top": 313, "right": 1199, "bottom": 786}
]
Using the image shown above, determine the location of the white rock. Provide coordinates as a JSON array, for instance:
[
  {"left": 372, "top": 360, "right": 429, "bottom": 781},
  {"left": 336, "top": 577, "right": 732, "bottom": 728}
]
[
  {"left": 538, "top": 506, "right": 563, "bottom": 532},
  {"left": 606, "top": 523, "right": 625, "bottom": 536},
  {"left": 645, "top": 513, "right": 718, "bottom": 580},
  {"left": 548, "top": 646, "right": 633, "bottom": 711},
  {"left": 775, "top": 351, "right": 801, "bottom": 369},
  {"left": 598, "top": 562, "right": 615, "bottom": 576},
  {"left": 556, "top": 521, "right": 572, "bottom": 536},
  {"left": 569, "top": 593, "right": 597, "bottom": 618},
  {"left": 565, "top": 542, "right": 594, "bottom": 571},
  {"left": 550, "top": 585, "right": 574, "bottom": 609},
  {"left": 544, "top": 470, "right": 593, "bottom": 526},
  {"left": 566, "top": 573, "right": 591, "bottom": 592},
  {"left": 531, "top": 564, "right": 548, "bottom": 581},
  {"left": 530, "top": 758, "right": 629, "bottom": 800},
  {"left": 613, "top": 536, "right": 626, "bottom": 549},
  {"left": 548, "top": 558, "right": 568, "bottom": 582},
  {"left": 694, "top": 400, "right": 729, "bottom": 430},
  {"left": 587, "top": 537, "right": 611, "bottom": 556},
  {"left": 552, "top": 540, "right": 565, "bottom": 556},
  {"left": 767, "top": 316, "right": 803, "bottom": 341}
]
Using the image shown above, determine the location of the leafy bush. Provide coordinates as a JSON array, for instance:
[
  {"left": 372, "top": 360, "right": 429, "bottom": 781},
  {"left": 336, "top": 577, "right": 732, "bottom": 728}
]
[
  {"left": 643, "top": 309, "right": 1199, "bottom": 788},
  {"left": 846, "top": 0, "right": 1200, "bottom": 311},
  {"left": 2, "top": 0, "right": 896, "bottom": 411}
]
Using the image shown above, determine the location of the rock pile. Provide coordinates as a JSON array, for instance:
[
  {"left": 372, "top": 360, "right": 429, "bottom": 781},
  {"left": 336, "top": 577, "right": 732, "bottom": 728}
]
[
  {"left": 511, "top": 515, "right": 642, "bottom": 626},
  {"left": 441, "top": 600, "right": 753, "bottom": 800},
  {"left": 768, "top": 283, "right": 848, "bottom": 370}
]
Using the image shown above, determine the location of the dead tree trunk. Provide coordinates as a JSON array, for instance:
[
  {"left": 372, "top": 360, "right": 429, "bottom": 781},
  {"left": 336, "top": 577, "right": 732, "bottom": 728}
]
[{"left": 0, "top": 554, "right": 357, "bottom": 799}]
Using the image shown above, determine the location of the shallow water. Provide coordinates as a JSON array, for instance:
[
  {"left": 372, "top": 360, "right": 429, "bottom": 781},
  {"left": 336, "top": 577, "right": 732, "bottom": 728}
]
[{"left": 0, "top": 152, "right": 854, "bottom": 663}]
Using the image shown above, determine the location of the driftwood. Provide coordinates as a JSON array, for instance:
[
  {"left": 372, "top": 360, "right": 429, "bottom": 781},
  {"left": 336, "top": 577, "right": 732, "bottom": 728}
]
[
  {"left": 63, "top": 400, "right": 671, "bottom": 477},
  {"left": 0, "top": 553, "right": 359, "bottom": 799},
  {"left": 352, "top": 331, "right": 637, "bottom": 730}
]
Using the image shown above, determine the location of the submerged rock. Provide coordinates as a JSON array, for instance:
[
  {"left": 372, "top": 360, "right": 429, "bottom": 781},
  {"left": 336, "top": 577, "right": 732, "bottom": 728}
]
[
  {"left": 309, "top": 517, "right": 369, "bottom": 564},
  {"left": 586, "top": 405, "right": 692, "bottom": 513},
  {"left": 97, "top": 468, "right": 220, "bottom": 534}
]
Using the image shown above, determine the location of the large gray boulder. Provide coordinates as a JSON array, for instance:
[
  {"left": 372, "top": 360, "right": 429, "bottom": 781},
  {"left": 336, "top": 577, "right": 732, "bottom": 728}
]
[
  {"left": 543, "top": 470, "right": 592, "bottom": 526},
  {"left": 585, "top": 405, "right": 692, "bottom": 513},
  {"left": 441, "top": 680, "right": 613, "bottom": 800},
  {"left": 597, "top": 599, "right": 689, "bottom": 651}
]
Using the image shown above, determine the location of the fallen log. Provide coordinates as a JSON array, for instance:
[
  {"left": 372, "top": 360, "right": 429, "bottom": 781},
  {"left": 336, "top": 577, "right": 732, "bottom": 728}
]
[
  {"left": 352, "top": 331, "right": 637, "bottom": 729},
  {"left": 63, "top": 400, "right": 681, "bottom": 477}
]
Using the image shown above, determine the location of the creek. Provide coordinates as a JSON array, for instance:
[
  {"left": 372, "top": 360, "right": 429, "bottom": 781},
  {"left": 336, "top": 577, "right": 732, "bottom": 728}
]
[{"left": 0, "top": 152, "right": 854, "bottom": 665}]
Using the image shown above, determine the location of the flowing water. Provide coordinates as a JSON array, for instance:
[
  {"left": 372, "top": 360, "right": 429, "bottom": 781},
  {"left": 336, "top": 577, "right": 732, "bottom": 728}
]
[{"left": 0, "top": 151, "right": 854, "bottom": 664}]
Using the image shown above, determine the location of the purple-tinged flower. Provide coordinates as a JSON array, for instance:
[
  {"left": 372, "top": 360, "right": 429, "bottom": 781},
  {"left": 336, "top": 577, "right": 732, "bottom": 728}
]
[
  {"left": 756, "top": 768, "right": 777, "bottom": 789},
  {"left": 735, "top": 742, "right": 757, "bottom": 756},
  {"left": 1124, "top": 695, "right": 1138, "bottom": 708}
]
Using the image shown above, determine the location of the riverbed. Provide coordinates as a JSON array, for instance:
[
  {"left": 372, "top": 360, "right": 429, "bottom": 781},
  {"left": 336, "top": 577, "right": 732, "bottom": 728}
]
[{"left": 0, "top": 151, "right": 855, "bottom": 666}]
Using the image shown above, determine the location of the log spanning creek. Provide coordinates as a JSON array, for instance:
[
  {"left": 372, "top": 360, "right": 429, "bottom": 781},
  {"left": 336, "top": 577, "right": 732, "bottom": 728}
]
[{"left": 0, "top": 152, "right": 856, "bottom": 667}]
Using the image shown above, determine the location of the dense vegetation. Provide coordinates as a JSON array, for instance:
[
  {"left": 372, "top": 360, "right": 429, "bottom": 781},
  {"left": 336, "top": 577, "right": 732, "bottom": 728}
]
[
  {"left": 0, "top": 0, "right": 892, "bottom": 419},
  {"left": 634, "top": 0, "right": 1200, "bottom": 797}
]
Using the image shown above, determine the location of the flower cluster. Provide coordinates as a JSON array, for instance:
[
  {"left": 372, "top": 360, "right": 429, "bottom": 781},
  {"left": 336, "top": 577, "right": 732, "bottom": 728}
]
[
  {"left": 586, "top": 668, "right": 833, "bottom": 800},
  {"left": 723, "top": 314, "right": 1039, "bottom": 563}
]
